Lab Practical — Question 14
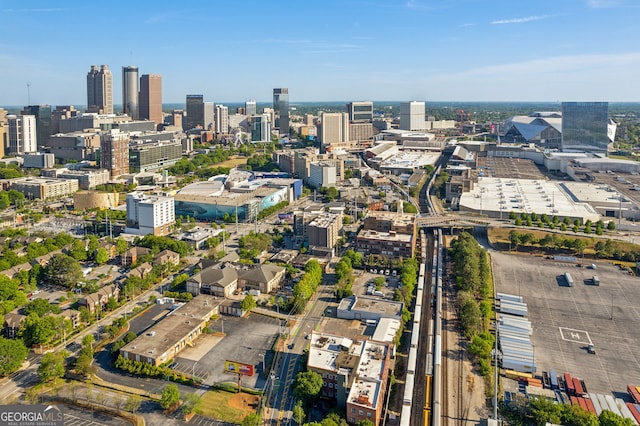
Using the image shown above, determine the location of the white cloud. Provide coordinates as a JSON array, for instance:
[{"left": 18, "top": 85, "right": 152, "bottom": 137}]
[
  {"left": 587, "top": 0, "right": 620, "bottom": 8},
  {"left": 491, "top": 15, "right": 551, "bottom": 24}
]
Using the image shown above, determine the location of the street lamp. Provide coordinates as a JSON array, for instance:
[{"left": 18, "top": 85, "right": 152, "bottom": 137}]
[{"left": 259, "top": 353, "right": 265, "bottom": 373}]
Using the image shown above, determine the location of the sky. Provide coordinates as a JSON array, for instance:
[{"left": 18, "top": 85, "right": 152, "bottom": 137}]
[{"left": 1, "top": 0, "right": 640, "bottom": 106}]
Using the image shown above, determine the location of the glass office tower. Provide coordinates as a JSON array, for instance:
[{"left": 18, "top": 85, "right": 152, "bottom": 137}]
[{"left": 561, "top": 102, "right": 609, "bottom": 153}]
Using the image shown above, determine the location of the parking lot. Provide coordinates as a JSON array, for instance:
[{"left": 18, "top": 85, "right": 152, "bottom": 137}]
[
  {"left": 172, "top": 313, "right": 282, "bottom": 389},
  {"left": 492, "top": 252, "right": 640, "bottom": 394},
  {"left": 352, "top": 269, "right": 398, "bottom": 299}
]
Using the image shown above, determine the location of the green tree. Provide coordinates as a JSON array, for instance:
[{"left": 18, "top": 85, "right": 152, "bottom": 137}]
[
  {"left": 241, "top": 413, "right": 261, "bottom": 426},
  {"left": 23, "top": 298, "right": 61, "bottom": 317},
  {"left": 0, "top": 337, "right": 28, "bottom": 376},
  {"left": 106, "top": 296, "right": 118, "bottom": 310},
  {"left": 0, "top": 275, "right": 27, "bottom": 315},
  {"left": 181, "top": 393, "right": 202, "bottom": 416},
  {"left": 69, "top": 239, "right": 88, "bottom": 261},
  {"left": 356, "top": 421, "right": 375, "bottom": 426},
  {"left": 320, "top": 186, "right": 339, "bottom": 201},
  {"left": 95, "top": 247, "right": 109, "bottom": 265},
  {"left": 293, "top": 371, "right": 323, "bottom": 402},
  {"left": 37, "top": 351, "right": 68, "bottom": 383},
  {"left": 43, "top": 254, "right": 82, "bottom": 288},
  {"left": 22, "top": 315, "right": 57, "bottom": 347},
  {"left": 402, "top": 202, "right": 418, "bottom": 214},
  {"left": 599, "top": 409, "right": 635, "bottom": 426},
  {"left": 115, "top": 238, "right": 128, "bottom": 255},
  {"left": 160, "top": 383, "right": 181, "bottom": 409},
  {"left": 607, "top": 221, "right": 616, "bottom": 231},
  {"left": 125, "top": 394, "right": 141, "bottom": 414},
  {"left": 241, "top": 294, "right": 257, "bottom": 312},
  {"left": 293, "top": 400, "right": 305, "bottom": 425}
]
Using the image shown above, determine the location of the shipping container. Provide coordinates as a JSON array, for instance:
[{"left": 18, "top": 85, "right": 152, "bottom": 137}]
[
  {"left": 502, "top": 357, "right": 536, "bottom": 373},
  {"left": 605, "top": 395, "right": 623, "bottom": 417},
  {"left": 585, "top": 398, "right": 597, "bottom": 416},
  {"left": 497, "top": 292, "right": 524, "bottom": 303},
  {"left": 590, "top": 393, "right": 603, "bottom": 415},
  {"left": 565, "top": 373, "right": 575, "bottom": 395},
  {"left": 597, "top": 394, "right": 610, "bottom": 416},
  {"left": 626, "top": 403, "right": 640, "bottom": 425},
  {"left": 616, "top": 398, "right": 637, "bottom": 424},
  {"left": 629, "top": 385, "right": 640, "bottom": 404},
  {"left": 593, "top": 275, "right": 600, "bottom": 286},
  {"left": 565, "top": 272, "right": 574, "bottom": 287},
  {"left": 574, "top": 378, "right": 586, "bottom": 397},
  {"left": 550, "top": 369, "right": 558, "bottom": 389}
]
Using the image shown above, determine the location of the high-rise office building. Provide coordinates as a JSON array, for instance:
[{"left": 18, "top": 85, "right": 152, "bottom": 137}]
[
  {"left": 86, "top": 65, "right": 113, "bottom": 114},
  {"left": 122, "top": 66, "right": 139, "bottom": 119},
  {"left": 139, "top": 74, "right": 162, "bottom": 126},
  {"left": 185, "top": 95, "right": 204, "bottom": 130},
  {"left": 215, "top": 105, "right": 229, "bottom": 134},
  {"left": 320, "top": 112, "right": 349, "bottom": 145},
  {"left": 21, "top": 105, "right": 51, "bottom": 149},
  {"left": 561, "top": 102, "right": 609, "bottom": 153},
  {"left": 273, "top": 88, "right": 289, "bottom": 135},
  {"left": 400, "top": 101, "right": 425, "bottom": 131},
  {"left": 347, "top": 101, "right": 374, "bottom": 122},
  {"left": 204, "top": 102, "right": 215, "bottom": 131},
  {"left": 168, "top": 110, "right": 183, "bottom": 129},
  {"left": 100, "top": 130, "right": 130, "bottom": 178},
  {"left": 7, "top": 114, "right": 37, "bottom": 154},
  {"left": 245, "top": 100, "right": 257, "bottom": 116},
  {"left": 251, "top": 114, "right": 271, "bottom": 142},
  {"left": 0, "top": 109, "right": 8, "bottom": 158}
]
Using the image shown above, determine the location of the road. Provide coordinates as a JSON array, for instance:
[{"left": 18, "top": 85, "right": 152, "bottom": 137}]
[{"left": 263, "top": 269, "right": 337, "bottom": 425}]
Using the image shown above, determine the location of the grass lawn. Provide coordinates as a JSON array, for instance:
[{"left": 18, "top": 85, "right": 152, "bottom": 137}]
[
  {"left": 215, "top": 156, "right": 248, "bottom": 169},
  {"left": 196, "top": 389, "right": 259, "bottom": 423}
]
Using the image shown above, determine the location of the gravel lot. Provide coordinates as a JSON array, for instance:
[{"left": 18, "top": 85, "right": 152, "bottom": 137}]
[{"left": 491, "top": 251, "right": 640, "bottom": 394}]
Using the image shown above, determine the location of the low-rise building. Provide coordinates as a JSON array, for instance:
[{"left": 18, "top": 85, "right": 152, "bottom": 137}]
[
  {"left": 10, "top": 177, "right": 79, "bottom": 200},
  {"left": 121, "top": 246, "right": 151, "bottom": 267},
  {"left": 82, "top": 284, "right": 120, "bottom": 314},
  {"left": 307, "top": 331, "right": 392, "bottom": 426},
  {"left": 3, "top": 311, "right": 26, "bottom": 338},
  {"left": 355, "top": 229, "right": 415, "bottom": 258},
  {"left": 154, "top": 249, "right": 180, "bottom": 266},
  {"left": 119, "top": 295, "right": 219, "bottom": 366},
  {"left": 47, "top": 130, "right": 102, "bottom": 161},
  {"left": 22, "top": 153, "right": 55, "bottom": 169},
  {"left": 237, "top": 263, "right": 286, "bottom": 294},
  {"left": 186, "top": 263, "right": 238, "bottom": 297},
  {"left": 307, "top": 213, "right": 342, "bottom": 249},
  {"left": 60, "top": 309, "right": 81, "bottom": 328},
  {"left": 41, "top": 168, "right": 109, "bottom": 190},
  {"left": 336, "top": 296, "right": 404, "bottom": 321}
]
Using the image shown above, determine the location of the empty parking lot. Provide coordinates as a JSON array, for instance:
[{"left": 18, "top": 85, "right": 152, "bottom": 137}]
[{"left": 491, "top": 252, "right": 640, "bottom": 393}]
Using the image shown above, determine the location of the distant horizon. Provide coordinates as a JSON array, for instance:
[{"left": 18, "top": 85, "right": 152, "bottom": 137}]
[{"left": 1, "top": 2, "right": 640, "bottom": 104}]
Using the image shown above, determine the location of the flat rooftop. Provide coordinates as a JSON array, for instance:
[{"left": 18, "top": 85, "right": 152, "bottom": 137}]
[
  {"left": 309, "top": 213, "right": 341, "bottom": 229},
  {"left": 357, "top": 230, "right": 413, "bottom": 243},
  {"left": 379, "top": 151, "right": 439, "bottom": 170},
  {"left": 338, "top": 295, "right": 404, "bottom": 319},
  {"left": 458, "top": 177, "right": 600, "bottom": 221}
]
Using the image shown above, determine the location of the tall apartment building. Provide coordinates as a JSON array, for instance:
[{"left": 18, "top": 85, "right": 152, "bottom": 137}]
[
  {"left": 125, "top": 192, "right": 175, "bottom": 236},
  {"left": 309, "top": 162, "right": 337, "bottom": 189},
  {"left": 273, "top": 88, "right": 289, "bottom": 134},
  {"left": 251, "top": 114, "right": 271, "bottom": 142},
  {"left": 139, "top": 74, "right": 162, "bottom": 126},
  {"left": 122, "top": 66, "right": 139, "bottom": 119},
  {"left": 215, "top": 105, "right": 229, "bottom": 134},
  {"left": 86, "top": 65, "right": 113, "bottom": 114},
  {"left": 347, "top": 101, "right": 373, "bottom": 122},
  {"left": 245, "top": 100, "right": 257, "bottom": 116},
  {"left": 7, "top": 115, "right": 37, "bottom": 154},
  {"left": 400, "top": 101, "right": 425, "bottom": 131},
  {"left": 185, "top": 95, "right": 204, "bottom": 130},
  {"left": 0, "top": 108, "right": 8, "bottom": 158},
  {"left": 307, "top": 213, "right": 342, "bottom": 249},
  {"left": 100, "top": 129, "right": 130, "bottom": 178},
  {"left": 204, "top": 102, "right": 215, "bottom": 131},
  {"left": 561, "top": 102, "right": 609, "bottom": 153},
  {"left": 320, "top": 112, "right": 349, "bottom": 145},
  {"left": 21, "top": 105, "right": 51, "bottom": 149}
]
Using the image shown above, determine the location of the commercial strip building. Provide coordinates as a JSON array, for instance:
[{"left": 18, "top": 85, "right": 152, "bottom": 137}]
[
  {"left": 307, "top": 331, "right": 392, "bottom": 426},
  {"left": 120, "top": 295, "right": 220, "bottom": 366}
]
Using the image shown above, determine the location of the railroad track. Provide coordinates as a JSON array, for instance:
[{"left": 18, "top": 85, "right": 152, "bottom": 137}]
[{"left": 442, "top": 272, "right": 464, "bottom": 426}]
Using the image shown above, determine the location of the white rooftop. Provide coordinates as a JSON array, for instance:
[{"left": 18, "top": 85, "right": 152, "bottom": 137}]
[
  {"left": 458, "top": 177, "right": 600, "bottom": 221},
  {"left": 379, "top": 151, "right": 439, "bottom": 170}
]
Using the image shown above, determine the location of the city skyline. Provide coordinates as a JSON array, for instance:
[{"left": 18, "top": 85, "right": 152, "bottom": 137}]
[{"left": 1, "top": 0, "right": 640, "bottom": 106}]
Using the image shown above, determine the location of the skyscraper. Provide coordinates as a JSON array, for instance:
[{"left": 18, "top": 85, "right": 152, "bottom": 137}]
[
  {"left": 204, "top": 102, "right": 215, "bottom": 131},
  {"left": 251, "top": 114, "right": 271, "bottom": 142},
  {"left": 273, "top": 88, "right": 289, "bottom": 135},
  {"left": 215, "top": 105, "right": 229, "bottom": 134},
  {"left": 347, "top": 101, "right": 374, "bottom": 122},
  {"left": 122, "top": 66, "right": 139, "bottom": 119},
  {"left": 86, "top": 65, "right": 113, "bottom": 114},
  {"left": 400, "top": 101, "right": 425, "bottom": 131},
  {"left": 139, "top": 74, "right": 162, "bottom": 126},
  {"left": 561, "top": 102, "right": 609, "bottom": 153},
  {"left": 245, "top": 100, "right": 257, "bottom": 116},
  {"left": 7, "top": 115, "right": 37, "bottom": 154},
  {"left": 21, "top": 105, "right": 51, "bottom": 149},
  {"left": 185, "top": 95, "right": 204, "bottom": 130}
]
